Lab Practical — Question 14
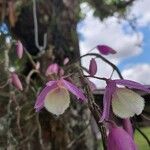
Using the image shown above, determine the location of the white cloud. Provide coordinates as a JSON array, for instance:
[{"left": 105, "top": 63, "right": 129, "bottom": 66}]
[
  {"left": 78, "top": 3, "right": 143, "bottom": 63},
  {"left": 78, "top": 2, "right": 150, "bottom": 88},
  {"left": 128, "top": 0, "right": 150, "bottom": 27},
  {"left": 122, "top": 64, "right": 150, "bottom": 85}
]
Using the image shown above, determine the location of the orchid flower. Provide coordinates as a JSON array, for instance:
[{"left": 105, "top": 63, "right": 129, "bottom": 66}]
[
  {"left": 34, "top": 78, "right": 86, "bottom": 115},
  {"left": 108, "top": 125, "right": 137, "bottom": 150},
  {"left": 16, "top": 40, "right": 23, "bottom": 59},
  {"left": 100, "top": 79, "right": 150, "bottom": 122},
  {"left": 97, "top": 45, "right": 116, "bottom": 55},
  {"left": 10, "top": 72, "right": 23, "bottom": 91}
]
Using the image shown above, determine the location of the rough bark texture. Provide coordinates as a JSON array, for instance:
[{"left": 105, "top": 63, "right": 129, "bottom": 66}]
[{"left": 0, "top": 0, "right": 95, "bottom": 149}]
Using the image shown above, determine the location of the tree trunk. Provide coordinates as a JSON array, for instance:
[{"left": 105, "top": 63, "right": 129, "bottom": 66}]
[{"left": 2, "top": 0, "right": 96, "bottom": 149}]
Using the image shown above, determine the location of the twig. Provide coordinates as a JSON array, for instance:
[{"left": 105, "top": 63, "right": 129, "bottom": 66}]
[
  {"left": 67, "top": 122, "right": 90, "bottom": 149},
  {"left": 24, "top": 48, "right": 37, "bottom": 67},
  {"left": 81, "top": 53, "right": 123, "bottom": 79},
  {"left": 84, "top": 75, "right": 107, "bottom": 81},
  {"left": 141, "top": 114, "right": 150, "bottom": 121},
  {"left": 36, "top": 114, "right": 45, "bottom": 150},
  {"left": 19, "top": 127, "right": 37, "bottom": 146},
  {"left": 135, "top": 125, "right": 150, "bottom": 147},
  {"left": 12, "top": 92, "right": 23, "bottom": 137},
  {"left": 0, "top": 80, "right": 9, "bottom": 88},
  {"left": 32, "top": 0, "right": 47, "bottom": 52},
  {"left": 76, "top": 65, "right": 107, "bottom": 150}
]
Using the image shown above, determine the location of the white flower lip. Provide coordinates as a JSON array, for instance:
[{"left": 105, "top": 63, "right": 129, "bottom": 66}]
[{"left": 112, "top": 88, "right": 145, "bottom": 118}]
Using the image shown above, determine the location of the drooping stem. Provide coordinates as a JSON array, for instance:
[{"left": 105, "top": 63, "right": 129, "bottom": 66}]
[{"left": 76, "top": 65, "right": 107, "bottom": 150}]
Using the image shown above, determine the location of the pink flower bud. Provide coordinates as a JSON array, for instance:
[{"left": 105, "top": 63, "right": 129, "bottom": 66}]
[
  {"left": 97, "top": 45, "right": 116, "bottom": 55},
  {"left": 45, "top": 63, "right": 59, "bottom": 76},
  {"left": 63, "top": 57, "right": 69, "bottom": 65},
  {"left": 16, "top": 40, "right": 24, "bottom": 59},
  {"left": 108, "top": 125, "right": 137, "bottom": 150},
  {"left": 11, "top": 73, "right": 23, "bottom": 91},
  {"left": 89, "top": 58, "right": 97, "bottom": 76}
]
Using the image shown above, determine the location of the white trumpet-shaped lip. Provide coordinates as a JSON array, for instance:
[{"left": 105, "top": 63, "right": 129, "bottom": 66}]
[
  {"left": 112, "top": 88, "right": 145, "bottom": 118},
  {"left": 99, "top": 79, "right": 150, "bottom": 122},
  {"left": 34, "top": 79, "right": 86, "bottom": 114},
  {"left": 44, "top": 87, "right": 70, "bottom": 116}
]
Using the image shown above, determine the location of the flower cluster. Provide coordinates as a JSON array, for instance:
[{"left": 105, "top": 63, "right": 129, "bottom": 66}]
[{"left": 32, "top": 44, "right": 150, "bottom": 149}]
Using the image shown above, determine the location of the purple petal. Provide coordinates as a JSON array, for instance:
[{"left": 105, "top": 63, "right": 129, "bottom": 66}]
[
  {"left": 34, "top": 81, "right": 57, "bottom": 111},
  {"left": 99, "top": 80, "right": 116, "bottom": 122},
  {"left": 46, "top": 80, "right": 57, "bottom": 86},
  {"left": 89, "top": 58, "right": 97, "bottom": 76},
  {"left": 61, "top": 79, "right": 86, "bottom": 101},
  {"left": 108, "top": 126, "right": 137, "bottom": 150},
  {"left": 123, "top": 118, "right": 133, "bottom": 138},
  {"left": 114, "top": 79, "right": 150, "bottom": 93},
  {"left": 97, "top": 45, "right": 116, "bottom": 55}
]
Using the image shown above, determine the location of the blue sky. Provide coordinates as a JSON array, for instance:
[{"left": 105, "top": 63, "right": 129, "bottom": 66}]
[
  {"left": 119, "top": 26, "right": 150, "bottom": 70},
  {"left": 78, "top": 0, "right": 150, "bottom": 87}
]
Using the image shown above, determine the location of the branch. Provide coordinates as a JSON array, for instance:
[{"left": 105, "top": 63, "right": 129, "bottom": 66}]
[
  {"left": 32, "top": 0, "right": 47, "bottom": 52},
  {"left": 76, "top": 65, "right": 107, "bottom": 150},
  {"left": 81, "top": 53, "right": 123, "bottom": 79}
]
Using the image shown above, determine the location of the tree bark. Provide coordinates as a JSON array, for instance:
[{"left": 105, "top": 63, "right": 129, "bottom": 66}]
[{"left": 4, "top": 0, "right": 96, "bottom": 149}]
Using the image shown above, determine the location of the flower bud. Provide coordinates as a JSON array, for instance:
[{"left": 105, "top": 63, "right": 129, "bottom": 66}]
[
  {"left": 63, "top": 57, "right": 69, "bottom": 65},
  {"left": 89, "top": 58, "right": 97, "bottom": 76},
  {"left": 45, "top": 63, "right": 59, "bottom": 76},
  {"left": 97, "top": 45, "right": 116, "bottom": 55},
  {"left": 10, "top": 73, "right": 23, "bottom": 91},
  {"left": 16, "top": 40, "right": 24, "bottom": 59}
]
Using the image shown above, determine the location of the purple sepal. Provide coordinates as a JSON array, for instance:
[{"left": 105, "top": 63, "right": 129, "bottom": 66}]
[
  {"left": 62, "top": 79, "right": 86, "bottom": 101},
  {"left": 99, "top": 80, "right": 116, "bottom": 122},
  {"left": 114, "top": 79, "right": 150, "bottom": 93}
]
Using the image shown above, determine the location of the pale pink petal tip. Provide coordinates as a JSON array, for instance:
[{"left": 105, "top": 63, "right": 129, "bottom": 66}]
[
  {"left": 62, "top": 79, "right": 86, "bottom": 101},
  {"left": 108, "top": 126, "right": 137, "bottom": 150},
  {"left": 97, "top": 45, "right": 116, "bottom": 55},
  {"left": 89, "top": 58, "right": 97, "bottom": 76},
  {"left": 11, "top": 73, "right": 23, "bottom": 91},
  {"left": 16, "top": 40, "right": 24, "bottom": 59},
  {"left": 63, "top": 57, "right": 69, "bottom": 65}
]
